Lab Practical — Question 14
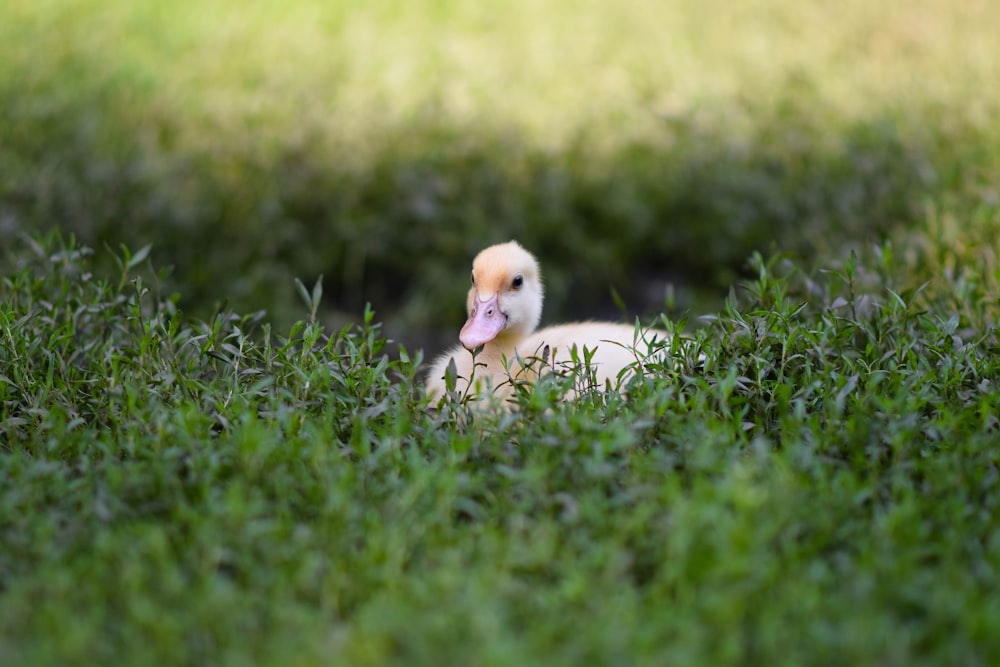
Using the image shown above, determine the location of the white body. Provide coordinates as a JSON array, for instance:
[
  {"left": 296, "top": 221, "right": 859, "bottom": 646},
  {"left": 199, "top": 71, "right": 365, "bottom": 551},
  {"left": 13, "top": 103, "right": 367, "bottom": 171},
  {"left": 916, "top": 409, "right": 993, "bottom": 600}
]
[{"left": 425, "top": 321, "right": 666, "bottom": 404}]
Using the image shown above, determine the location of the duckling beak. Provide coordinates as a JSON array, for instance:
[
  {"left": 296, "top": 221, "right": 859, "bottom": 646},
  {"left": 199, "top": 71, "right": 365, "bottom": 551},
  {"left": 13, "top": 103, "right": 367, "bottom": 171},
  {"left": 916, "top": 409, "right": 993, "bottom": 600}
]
[{"left": 460, "top": 293, "right": 506, "bottom": 349}]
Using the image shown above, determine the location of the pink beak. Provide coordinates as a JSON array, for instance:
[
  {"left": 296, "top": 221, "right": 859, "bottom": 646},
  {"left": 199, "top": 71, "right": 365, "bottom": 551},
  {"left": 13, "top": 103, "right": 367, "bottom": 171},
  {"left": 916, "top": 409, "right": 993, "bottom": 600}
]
[{"left": 460, "top": 293, "right": 506, "bottom": 349}]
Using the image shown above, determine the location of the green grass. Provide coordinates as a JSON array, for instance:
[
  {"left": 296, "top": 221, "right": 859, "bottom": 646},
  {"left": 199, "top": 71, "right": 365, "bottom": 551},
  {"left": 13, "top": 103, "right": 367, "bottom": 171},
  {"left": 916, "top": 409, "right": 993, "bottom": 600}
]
[
  {"left": 2, "top": 1, "right": 1000, "bottom": 664},
  {"left": 1, "top": 232, "right": 998, "bottom": 665}
]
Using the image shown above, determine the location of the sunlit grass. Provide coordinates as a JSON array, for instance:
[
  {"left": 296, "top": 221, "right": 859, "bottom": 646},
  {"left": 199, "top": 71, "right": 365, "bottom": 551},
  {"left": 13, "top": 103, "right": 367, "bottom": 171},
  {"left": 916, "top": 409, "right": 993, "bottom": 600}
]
[{"left": 6, "top": 0, "right": 999, "bottom": 149}]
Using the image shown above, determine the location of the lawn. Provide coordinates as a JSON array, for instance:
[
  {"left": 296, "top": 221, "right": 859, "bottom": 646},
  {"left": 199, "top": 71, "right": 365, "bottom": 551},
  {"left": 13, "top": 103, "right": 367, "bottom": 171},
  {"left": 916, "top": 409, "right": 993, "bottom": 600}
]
[{"left": 1, "top": 1, "right": 999, "bottom": 665}]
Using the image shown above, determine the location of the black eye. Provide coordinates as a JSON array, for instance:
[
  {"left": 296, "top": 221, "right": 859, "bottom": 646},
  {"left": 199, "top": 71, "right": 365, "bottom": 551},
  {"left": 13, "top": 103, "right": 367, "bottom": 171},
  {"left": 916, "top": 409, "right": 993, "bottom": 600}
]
[
  {"left": 471, "top": 273, "right": 476, "bottom": 285},
  {"left": 512, "top": 275, "right": 524, "bottom": 290}
]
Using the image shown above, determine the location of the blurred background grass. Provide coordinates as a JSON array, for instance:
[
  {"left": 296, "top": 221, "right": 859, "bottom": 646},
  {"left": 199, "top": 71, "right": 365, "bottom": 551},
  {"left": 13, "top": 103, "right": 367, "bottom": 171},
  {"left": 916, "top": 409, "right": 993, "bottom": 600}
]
[{"left": 2, "top": 0, "right": 998, "bottom": 348}]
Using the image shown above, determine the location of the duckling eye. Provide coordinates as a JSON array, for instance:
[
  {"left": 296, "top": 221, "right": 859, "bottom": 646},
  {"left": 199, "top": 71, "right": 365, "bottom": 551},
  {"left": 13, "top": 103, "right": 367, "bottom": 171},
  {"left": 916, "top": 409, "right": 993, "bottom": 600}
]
[
  {"left": 511, "top": 275, "right": 524, "bottom": 290},
  {"left": 471, "top": 273, "right": 476, "bottom": 286}
]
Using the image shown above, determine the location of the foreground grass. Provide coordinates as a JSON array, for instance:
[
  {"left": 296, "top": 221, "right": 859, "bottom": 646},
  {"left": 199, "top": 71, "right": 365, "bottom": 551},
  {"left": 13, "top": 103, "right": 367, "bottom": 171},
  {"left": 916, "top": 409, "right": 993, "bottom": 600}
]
[{"left": 1, "top": 233, "right": 997, "bottom": 665}]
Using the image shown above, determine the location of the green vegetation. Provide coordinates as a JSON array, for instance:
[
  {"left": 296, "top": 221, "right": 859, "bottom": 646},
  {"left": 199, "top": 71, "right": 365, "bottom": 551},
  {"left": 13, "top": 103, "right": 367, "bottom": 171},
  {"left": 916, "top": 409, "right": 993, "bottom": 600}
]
[
  {"left": 2, "top": 232, "right": 998, "bottom": 665},
  {"left": 2, "top": 0, "right": 999, "bottom": 665},
  {"left": 2, "top": 0, "right": 998, "bottom": 332}
]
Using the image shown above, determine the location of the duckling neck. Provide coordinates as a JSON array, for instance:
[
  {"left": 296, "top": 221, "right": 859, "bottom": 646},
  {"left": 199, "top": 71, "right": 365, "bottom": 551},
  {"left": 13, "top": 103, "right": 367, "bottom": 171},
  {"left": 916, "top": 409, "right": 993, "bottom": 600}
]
[{"left": 477, "top": 332, "right": 522, "bottom": 370}]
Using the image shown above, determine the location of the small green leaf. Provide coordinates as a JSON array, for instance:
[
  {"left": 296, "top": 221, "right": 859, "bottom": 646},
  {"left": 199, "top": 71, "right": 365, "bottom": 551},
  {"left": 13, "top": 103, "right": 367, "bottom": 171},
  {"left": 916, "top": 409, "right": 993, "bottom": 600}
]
[
  {"left": 311, "top": 275, "right": 323, "bottom": 310},
  {"left": 127, "top": 244, "right": 153, "bottom": 270},
  {"left": 293, "top": 278, "right": 312, "bottom": 311},
  {"left": 444, "top": 356, "right": 458, "bottom": 393}
]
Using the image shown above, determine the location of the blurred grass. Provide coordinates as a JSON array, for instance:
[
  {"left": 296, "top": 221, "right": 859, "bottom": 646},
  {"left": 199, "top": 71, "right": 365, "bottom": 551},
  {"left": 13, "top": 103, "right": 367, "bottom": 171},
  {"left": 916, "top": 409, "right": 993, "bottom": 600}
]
[{"left": 1, "top": 0, "right": 999, "bottom": 342}]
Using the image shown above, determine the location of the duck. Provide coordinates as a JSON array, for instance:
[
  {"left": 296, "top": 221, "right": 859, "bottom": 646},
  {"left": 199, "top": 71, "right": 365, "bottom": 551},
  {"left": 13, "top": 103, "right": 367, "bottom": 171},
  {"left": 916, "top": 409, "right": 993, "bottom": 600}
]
[{"left": 424, "top": 241, "right": 670, "bottom": 406}]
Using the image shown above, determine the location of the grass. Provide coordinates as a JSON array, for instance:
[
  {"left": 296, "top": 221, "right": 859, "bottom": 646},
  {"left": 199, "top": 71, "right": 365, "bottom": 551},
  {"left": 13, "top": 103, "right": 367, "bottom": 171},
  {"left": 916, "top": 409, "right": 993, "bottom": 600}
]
[
  {"left": 2, "top": 0, "right": 1000, "bottom": 664},
  {"left": 1, "top": 0, "right": 999, "bottom": 334},
  {"left": 1, "top": 231, "right": 998, "bottom": 665}
]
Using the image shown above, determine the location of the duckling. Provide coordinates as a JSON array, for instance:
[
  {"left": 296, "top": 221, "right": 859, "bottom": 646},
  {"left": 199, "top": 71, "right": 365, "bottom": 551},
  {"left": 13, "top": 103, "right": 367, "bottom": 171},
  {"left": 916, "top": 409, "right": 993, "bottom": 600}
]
[{"left": 425, "top": 241, "right": 669, "bottom": 405}]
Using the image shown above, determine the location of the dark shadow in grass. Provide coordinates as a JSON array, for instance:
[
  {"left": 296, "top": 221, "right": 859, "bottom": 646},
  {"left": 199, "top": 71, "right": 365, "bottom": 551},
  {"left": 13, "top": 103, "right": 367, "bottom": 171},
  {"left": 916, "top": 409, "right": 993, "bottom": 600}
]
[{"left": 0, "top": 80, "right": 946, "bottom": 356}]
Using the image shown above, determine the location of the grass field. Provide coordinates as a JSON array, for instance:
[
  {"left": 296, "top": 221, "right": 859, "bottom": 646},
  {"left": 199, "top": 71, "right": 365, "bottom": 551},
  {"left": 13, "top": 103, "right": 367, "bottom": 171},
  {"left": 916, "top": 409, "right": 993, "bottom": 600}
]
[{"left": 2, "top": 1, "right": 1000, "bottom": 665}]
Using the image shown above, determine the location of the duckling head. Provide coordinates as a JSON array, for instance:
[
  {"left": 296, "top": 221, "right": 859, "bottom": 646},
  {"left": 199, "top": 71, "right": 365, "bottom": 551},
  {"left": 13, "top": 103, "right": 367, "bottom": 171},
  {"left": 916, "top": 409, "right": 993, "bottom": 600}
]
[{"left": 460, "top": 241, "right": 543, "bottom": 350}]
